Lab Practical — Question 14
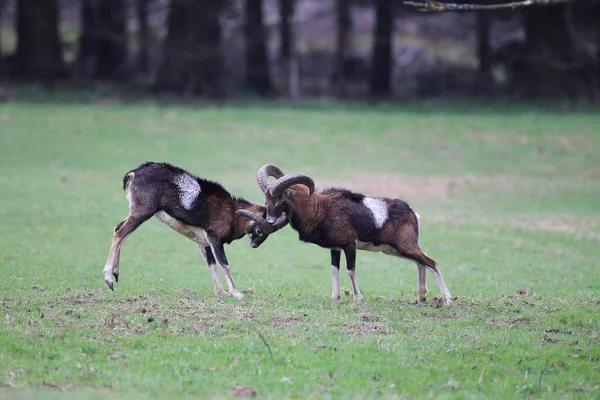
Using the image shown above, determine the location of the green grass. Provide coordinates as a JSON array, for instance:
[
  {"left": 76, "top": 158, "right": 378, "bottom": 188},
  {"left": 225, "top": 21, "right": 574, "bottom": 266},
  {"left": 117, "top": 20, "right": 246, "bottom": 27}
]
[{"left": 0, "top": 97, "right": 599, "bottom": 399}]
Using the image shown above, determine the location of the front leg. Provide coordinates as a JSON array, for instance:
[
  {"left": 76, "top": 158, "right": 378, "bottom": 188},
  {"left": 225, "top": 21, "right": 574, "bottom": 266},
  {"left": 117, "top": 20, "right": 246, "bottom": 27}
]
[
  {"left": 330, "top": 250, "right": 341, "bottom": 300},
  {"left": 210, "top": 241, "right": 243, "bottom": 299},
  {"left": 343, "top": 244, "right": 364, "bottom": 302},
  {"left": 199, "top": 245, "right": 228, "bottom": 296}
]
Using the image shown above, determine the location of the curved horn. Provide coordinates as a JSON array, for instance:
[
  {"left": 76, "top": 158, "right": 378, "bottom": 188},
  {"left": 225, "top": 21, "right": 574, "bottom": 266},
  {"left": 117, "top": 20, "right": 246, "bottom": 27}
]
[
  {"left": 269, "top": 173, "right": 315, "bottom": 199},
  {"left": 235, "top": 210, "right": 274, "bottom": 234},
  {"left": 257, "top": 164, "right": 284, "bottom": 194}
]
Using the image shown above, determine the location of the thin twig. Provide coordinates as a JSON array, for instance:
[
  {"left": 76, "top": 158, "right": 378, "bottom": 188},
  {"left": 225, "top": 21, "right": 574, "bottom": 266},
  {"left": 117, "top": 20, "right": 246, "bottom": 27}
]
[
  {"left": 404, "top": 0, "right": 572, "bottom": 12},
  {"left": 256, "top": 330, "right": 274, "bottom": 359}
]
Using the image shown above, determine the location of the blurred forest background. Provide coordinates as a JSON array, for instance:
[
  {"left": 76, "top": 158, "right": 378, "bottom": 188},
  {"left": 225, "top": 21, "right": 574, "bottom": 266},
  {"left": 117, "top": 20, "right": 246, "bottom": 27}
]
[{"left": 0, "top": 0, "right": 598, "bottom": 101}]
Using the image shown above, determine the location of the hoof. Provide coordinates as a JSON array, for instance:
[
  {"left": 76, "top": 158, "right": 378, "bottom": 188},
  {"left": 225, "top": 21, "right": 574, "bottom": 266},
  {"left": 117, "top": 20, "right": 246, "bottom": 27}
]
[
  {"left": 105, "top": 280, "right": 114, "bottom": 291},
  {"left": 215, "top": 288, "right": 228, "bottom": 296},
  {"left": 330, "top": 295, "right": 341, "bottom": 301},
  {"left": 230, "top": 291, "right": 244, "bottom": 299},
  {"left": 354, "top": 295, "right": 365, "bottom": 303},
  {"left": 113, "top": 273, "right": 119, "bottom": 283}
]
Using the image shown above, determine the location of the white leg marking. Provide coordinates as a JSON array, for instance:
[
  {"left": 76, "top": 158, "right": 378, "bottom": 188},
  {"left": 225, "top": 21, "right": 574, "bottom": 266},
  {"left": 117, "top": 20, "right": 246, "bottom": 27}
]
[
  {"left": 176, "top": 173, "right": 201, "bottom": 210},
  {"left": 103, "top": 230, "right": 132, "bottom": 287},
  {"left": 426, "top": 266, "right": 452, "bottom": 305},
  {"left": 331, "top": 265, "right": 340, "bottom": 300},
  {"left": 208, "top": 263, "right": 227, "bottom": 296},
  {"left": 362, "top": 197, "right": 388, "bottom": 228},
  {"left": 347, "top": 269, "right": 364, "bottom": 302},
  {"left": 210, "top": 245, "right": 243, "bottom": 299},
  {"left": 199, "top": 245, "right": 227, "bottom": 296}
]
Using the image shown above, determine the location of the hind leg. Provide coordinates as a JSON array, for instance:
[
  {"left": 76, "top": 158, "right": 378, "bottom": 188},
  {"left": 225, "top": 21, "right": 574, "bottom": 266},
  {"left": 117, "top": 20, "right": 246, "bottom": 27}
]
[
  {"left": 425, "top": 260, "right": 452, "bottom": 305},
  {"left": 417, "top": 263, "right": 428, "bottom": 304},
  {"left": 103, "top": 213, "right": 152, "bottom": 290},
  {"left": 413, "top": 251, "right": 452, "bottom": 305},
  {"left": 392, "top": 244, "right": 452, "bottom": 306},
  {"left": 343, "top": 244, "right": 364, "bottom": 302}
]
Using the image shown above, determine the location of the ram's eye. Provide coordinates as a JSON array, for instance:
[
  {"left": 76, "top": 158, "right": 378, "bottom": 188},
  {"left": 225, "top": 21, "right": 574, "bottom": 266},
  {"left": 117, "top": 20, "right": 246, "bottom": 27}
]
[{"left": 256, "top": 228, "right": 262, "bottom": 236}]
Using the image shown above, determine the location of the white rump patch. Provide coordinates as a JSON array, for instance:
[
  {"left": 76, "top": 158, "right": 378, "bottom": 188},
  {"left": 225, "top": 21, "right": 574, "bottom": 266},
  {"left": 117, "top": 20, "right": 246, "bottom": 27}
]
[
  {"left": 415, "top": 211, "right": 421, "bottom": 232},
  {"left": 125, "top": 186, "right": 133, "bottom": 209},
  {"left": 362, "top": 197, "right": 388, "bottom": 228},
  {"left": 124, "top": 172, "right": 135, "bottom": 209},
  {"left": 176, "top": 174, "right": 201, "bottom": 210}
]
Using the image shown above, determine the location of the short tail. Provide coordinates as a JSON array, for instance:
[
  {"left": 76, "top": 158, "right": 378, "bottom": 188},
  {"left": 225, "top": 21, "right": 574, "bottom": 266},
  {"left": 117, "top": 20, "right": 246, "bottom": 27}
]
[
  {"left": 122, "top": 171, "right": 135, "bottom": 191},
  {"left": 421, "top": 254, "right": 438, "bottom": 268}
]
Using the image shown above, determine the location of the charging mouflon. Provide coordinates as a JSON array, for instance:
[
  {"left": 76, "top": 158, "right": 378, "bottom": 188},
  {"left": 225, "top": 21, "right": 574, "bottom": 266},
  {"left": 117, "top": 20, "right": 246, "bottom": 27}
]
[{"left": 103, "top": 161, "right": 280, "bottom": 298}]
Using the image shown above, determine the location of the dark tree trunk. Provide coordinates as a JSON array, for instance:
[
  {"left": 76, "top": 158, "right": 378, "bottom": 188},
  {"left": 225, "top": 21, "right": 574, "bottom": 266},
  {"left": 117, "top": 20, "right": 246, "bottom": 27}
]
[
  {"left": 369, "top": 0, "right": 394, "bottom": 97},
  {"left": 278, "top": 0, "right": 298, "bottom": 98},
  {"left": 245, "top": 0, "right": 271, "bottom": 96},
  {"left": 332, "top": 0, "right": 351, "bottom": 98},
  {"left": 78, "top": 0, "right": 128, "bottom": 80},
  {"left": 0, "top": 0, "right": 5, "bottom": 79},
  {"left": 473, "top": 11, "right": 494, "bottom": 95},
  {"left": 155, "top": 0, "right": 223, "bottom": 97},
  {"left": 78, "top": 0, "right": 96, "bottom": 78},
  {"left": 279, "top": 0, "right": 293, "bottom": 61},
  {"left": 95, "top": 0, "right": 128, "bottom": 79},
  {"left": 14, "top": 0, "right": 66, "bottom": 80},
  {"left": 520, "top": 4, "right": 594, "bottom": 99},
  {"left": 136, "top": 0, "right": 150, "bottom": 74},
  {"left": 597, "top": 0, "right": 600, "bottom": 90}
]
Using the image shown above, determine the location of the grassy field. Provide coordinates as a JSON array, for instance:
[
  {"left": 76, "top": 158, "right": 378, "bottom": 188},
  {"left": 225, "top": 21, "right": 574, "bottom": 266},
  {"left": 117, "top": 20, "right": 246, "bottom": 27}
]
[{"left": 0, "top": 97, "right": 599, "bottom": 399}]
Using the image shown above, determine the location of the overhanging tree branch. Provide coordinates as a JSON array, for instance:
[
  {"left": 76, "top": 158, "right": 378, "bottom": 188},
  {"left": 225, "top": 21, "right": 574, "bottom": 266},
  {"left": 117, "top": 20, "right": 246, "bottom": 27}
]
[{"left": 404, "top": 0, "right": 572, "bottom": 12}]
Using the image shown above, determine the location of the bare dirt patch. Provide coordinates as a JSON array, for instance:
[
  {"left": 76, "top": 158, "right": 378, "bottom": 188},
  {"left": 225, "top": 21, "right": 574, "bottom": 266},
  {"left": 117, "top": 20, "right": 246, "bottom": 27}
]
[
  {"left": 359, "top": 313, "right": 380, "bottom": 322},
  {"left": 553, "top": 135, "right": 594, "bottom": 151},
  {"left": 269, "top": 315, "right": 303, "bottom": 327},
  {"left": 468, "top": 131, "right": 500, "bottom": 143},
  {"left": 428, "top": 210, "right": 600, "bottom": 241},
  {"left": 504, "top": 289, "right": 537, "bottom": 299},
  {"left": 185, "top": 322, "right": 210, "bottom": 332},
  {"left": 510, "top": 216, "right": 600, "bottom": 241},
  {"left": 486, "top": 316, "right": 536, "bottom": 329},
  {"left": 420, "top": 308, "right": 456, "bottom": 320},
  {"left": 228, "top": 385, "right": 257, "bottom": 397},
  {"left": 341, "top": 323, "right": 387, "bottom": 336},
  {"left": 318, "top": 173, "right": 466, "bottom": 203},
  {"left": 582, "top": 167, "right": 600, "bottom": 176}
]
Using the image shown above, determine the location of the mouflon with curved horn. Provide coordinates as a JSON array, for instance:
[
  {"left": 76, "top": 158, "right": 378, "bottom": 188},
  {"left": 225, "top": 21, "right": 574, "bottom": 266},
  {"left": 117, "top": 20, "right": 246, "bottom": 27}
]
[{"left": 256, "top": 164, "right": 453, "bottom": 305}]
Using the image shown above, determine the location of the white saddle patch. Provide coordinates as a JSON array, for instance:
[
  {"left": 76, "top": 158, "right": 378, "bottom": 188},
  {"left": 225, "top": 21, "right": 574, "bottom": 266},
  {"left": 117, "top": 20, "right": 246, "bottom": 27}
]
[
  {"left": 176, "top": 174, "right": 201, "bottom": 210},
  {"left": 362, "top": 197, "right": 388, "bottom": 228},
  {"left": 154, "top": 211, "right": 209, "bottom": 247}
]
